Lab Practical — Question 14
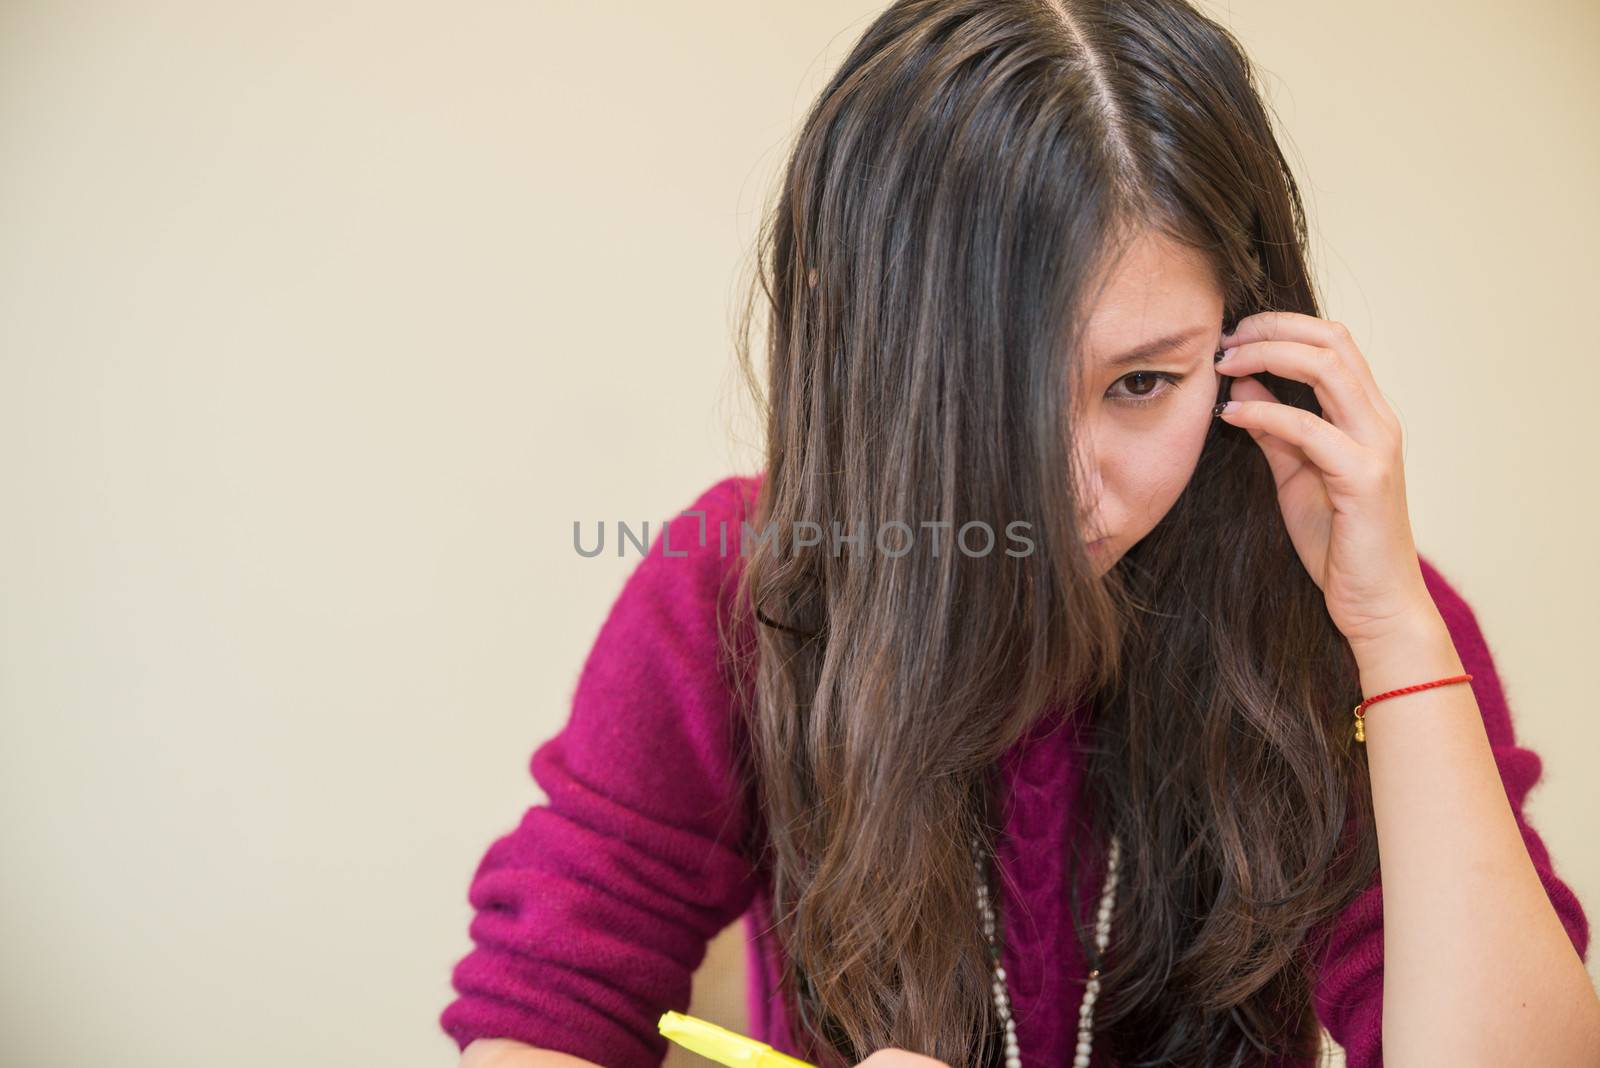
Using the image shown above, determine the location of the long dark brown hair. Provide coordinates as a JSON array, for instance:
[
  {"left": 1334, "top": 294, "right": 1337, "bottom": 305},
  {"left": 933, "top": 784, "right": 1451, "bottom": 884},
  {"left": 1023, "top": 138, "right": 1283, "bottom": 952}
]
[{"left": 720, "top": 2, "right": 1379, "bottom": 1065}]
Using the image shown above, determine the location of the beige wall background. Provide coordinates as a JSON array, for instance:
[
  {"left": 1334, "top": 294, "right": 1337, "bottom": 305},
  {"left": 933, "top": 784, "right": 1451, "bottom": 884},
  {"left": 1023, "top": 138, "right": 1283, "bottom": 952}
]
[{"left": 1, "top": 2, "right": 1595, "bottom": 1066}]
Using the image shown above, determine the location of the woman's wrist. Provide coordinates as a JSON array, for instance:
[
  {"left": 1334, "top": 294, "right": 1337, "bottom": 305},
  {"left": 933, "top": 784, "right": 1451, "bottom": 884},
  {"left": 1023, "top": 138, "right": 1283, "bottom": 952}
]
[{"left": 1347, "top": 604, "right": 1463, "bottom": 698}]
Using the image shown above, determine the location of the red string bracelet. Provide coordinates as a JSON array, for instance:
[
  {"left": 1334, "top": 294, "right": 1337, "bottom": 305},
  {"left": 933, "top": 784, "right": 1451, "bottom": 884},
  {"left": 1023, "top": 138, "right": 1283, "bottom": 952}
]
[{"left": 1353, "top": 673, "right": 1473, "bottom": 743}]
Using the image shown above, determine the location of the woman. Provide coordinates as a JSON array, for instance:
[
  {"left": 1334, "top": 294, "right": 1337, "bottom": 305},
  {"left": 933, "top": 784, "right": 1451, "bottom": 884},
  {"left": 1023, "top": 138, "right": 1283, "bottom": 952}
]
[{"left": 441, "top": 1, "right": 1596, "bottom": 1065}]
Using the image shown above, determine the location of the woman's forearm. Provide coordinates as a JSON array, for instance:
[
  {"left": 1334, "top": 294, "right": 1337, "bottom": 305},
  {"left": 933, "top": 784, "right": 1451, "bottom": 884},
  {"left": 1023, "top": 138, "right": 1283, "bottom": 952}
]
[
  {"left": 460, "top": 1038, "right": 605, "bottom": 1068},
  {"left": 1350, "top": 607, "right": 1600, "bottom": 1067}
]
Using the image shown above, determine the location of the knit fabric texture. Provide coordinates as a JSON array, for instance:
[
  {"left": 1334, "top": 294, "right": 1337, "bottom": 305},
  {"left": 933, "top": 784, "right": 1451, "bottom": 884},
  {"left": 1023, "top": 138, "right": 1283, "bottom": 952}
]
[{"left": 440, "top": 473, "right": 1591, "bottom": 1068}]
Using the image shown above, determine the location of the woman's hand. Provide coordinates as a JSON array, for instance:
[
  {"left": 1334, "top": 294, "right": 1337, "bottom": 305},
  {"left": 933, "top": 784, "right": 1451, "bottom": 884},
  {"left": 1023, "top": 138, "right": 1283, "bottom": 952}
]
[{"left": 1213, "top": 312, "right": 1438, "bottom": 650}]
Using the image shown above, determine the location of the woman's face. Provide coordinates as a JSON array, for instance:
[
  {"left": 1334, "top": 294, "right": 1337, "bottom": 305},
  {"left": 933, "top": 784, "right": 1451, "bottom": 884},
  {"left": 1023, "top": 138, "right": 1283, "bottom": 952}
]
[{"left": 1072, "top": 228, "right": 1225, "bottom": 570}]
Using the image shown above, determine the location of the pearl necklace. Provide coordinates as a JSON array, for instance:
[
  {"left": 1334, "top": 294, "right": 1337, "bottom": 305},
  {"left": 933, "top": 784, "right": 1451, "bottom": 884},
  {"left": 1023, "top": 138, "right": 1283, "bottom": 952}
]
[{"left": 970, "top": 832, "right": 1123, "bottom": 1068}]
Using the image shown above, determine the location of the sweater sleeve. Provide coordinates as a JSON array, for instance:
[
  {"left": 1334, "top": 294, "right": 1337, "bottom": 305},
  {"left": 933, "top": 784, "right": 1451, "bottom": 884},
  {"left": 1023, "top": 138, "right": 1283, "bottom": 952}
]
[
  {"left": 1309, "top": 552, "right": 1592, "bottom": 1066},
  {"left": 439, "top": 474, "right": 767, "bottom": 1068}
]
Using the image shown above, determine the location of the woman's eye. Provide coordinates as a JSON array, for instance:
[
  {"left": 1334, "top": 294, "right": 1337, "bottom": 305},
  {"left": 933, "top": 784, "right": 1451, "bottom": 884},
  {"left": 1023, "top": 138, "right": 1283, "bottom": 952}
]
[{"left": 1106, "top": 371, "right": 1184, "bottom": 408}]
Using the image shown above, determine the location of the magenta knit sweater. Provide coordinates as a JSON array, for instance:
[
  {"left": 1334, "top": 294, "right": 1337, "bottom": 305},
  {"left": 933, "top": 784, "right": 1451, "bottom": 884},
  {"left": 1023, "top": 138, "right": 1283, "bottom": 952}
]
[{"left": 439, "top": 473, "right": 1591, "bottom": 1068}]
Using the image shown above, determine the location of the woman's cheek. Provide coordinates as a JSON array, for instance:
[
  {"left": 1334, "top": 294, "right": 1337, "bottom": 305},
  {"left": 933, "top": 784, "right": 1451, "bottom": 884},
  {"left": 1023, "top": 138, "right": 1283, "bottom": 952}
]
[{"left": 1140, "top": 406, "right": 1211, "bottom": 499}]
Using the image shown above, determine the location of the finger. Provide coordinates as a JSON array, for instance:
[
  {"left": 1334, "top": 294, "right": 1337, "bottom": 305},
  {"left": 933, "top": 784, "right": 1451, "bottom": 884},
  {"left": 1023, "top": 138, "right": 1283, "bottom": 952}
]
[
  {"left": 1215, "top": 339, "right": 1388, "bottom": 448},
  {"left": 1220, "top": 374, "right": 1314, "bottom": 489},
  {"left": 1224, "top": 312, "right": 1398, "bottom": 428},
  {"left": 1216, "top": 386, "right": 1371, "bottom": 486}
]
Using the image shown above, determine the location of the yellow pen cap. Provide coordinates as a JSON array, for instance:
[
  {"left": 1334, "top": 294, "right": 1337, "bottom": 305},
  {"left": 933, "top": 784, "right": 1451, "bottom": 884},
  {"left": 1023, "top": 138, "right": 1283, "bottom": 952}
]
[{"left": 657, "top": 1010, "right": 817, "bottom": 1068}]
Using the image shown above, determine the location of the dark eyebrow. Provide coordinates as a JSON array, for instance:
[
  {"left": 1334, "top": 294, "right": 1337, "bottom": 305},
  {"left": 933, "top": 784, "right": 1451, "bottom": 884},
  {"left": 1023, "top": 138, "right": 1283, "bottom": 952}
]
[{"left": 1101, "top": 326, "right": 1211, "bottom": 369}]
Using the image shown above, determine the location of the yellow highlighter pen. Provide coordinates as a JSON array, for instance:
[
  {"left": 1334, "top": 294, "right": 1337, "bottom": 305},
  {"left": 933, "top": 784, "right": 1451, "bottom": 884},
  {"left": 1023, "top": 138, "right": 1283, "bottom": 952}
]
[{"left": 658, "top": 1010, "right": 818, "bottom": 1068}]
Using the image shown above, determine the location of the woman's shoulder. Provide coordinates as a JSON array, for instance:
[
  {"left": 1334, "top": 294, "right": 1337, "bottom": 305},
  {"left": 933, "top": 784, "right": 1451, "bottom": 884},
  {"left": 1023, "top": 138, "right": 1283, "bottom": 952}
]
[
  {"left": 595, "top": 468, "right": 761, "bottom": 575},
  {"left": 678, "top": 470, "right": 764, "bottom": 520},
  {"left": 622, "top": 471, "right": 765, "bottom": 620},
  {"left": 657, "top": 469, "right": 765, "bottom": 558}
]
